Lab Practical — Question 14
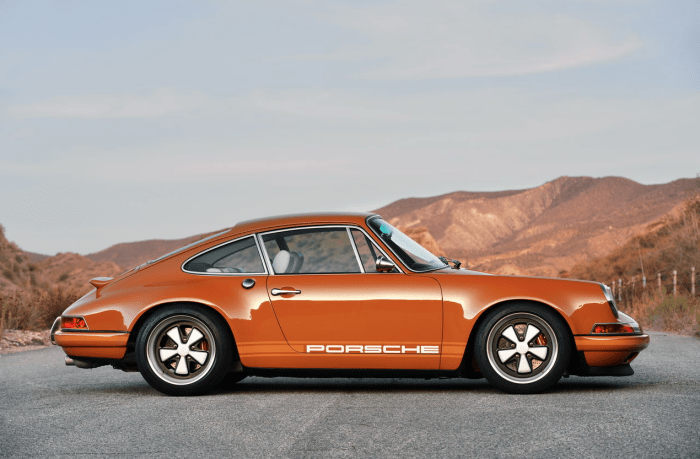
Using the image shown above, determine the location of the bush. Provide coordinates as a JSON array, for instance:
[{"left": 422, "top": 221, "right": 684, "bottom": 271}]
[
  {"left": 0, "top": 287, "right": 82, "bottom": 331},
  {"left": 622, "top": 292, "right": 700, "bottom": 336}
]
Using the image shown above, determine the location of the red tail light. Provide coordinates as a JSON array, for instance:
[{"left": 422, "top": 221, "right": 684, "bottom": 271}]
[{"left": 61, "top": 316, "right": 88, "bottom": 330}]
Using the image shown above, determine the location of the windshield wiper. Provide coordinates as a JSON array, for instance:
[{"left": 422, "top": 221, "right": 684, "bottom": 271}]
[{"left": 438, "top": 256, "right": 462, "bottom": 269}]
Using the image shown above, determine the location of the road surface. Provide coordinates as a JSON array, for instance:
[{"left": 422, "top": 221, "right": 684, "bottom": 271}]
[{"left": 1, "top": 331, "right": 698, "bottom": 458}]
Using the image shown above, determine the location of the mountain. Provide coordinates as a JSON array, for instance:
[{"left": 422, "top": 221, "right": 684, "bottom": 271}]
[
  {"left": 37, "top": 253, "right": 123, "bottom": 295},
  {"left": 375, "top": 176, "right": 698, "bottom": 276},
  {"left": 85, "top": 229, "right": 228, "bottom": 270},
  {"left": 570, "top": 196, "right": 700, "bottom": 288},
  {"left": 2, "top": 176, "right": 696, "bottom": 301},
  {"left": 0, "top": 224, "right": 36, "bottom": 293}
]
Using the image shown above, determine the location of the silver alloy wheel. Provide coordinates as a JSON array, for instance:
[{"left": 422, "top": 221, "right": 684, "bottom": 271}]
[
  {"left": 485, "top": 312, "right": 558, "bottom": 385},
  {"left": 145, "top": 314, "right": 217, "bottom": 386}
]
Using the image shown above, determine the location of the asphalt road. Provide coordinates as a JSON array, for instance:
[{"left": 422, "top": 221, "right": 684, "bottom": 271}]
[{"left": 1, "top": 331, "right": 699, "bottom": 459}]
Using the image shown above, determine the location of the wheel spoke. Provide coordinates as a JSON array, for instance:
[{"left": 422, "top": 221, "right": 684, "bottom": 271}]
[
  {"left": 166, "top": 327, "right": 183, "bottom": 345},
  {"left": 497, "top": 348, "right": 517, "bottom": 363},
  {"left": 524, "top": 324, "right": 541, "bottom": 344},
  {"left": 189, "top": 350, "right": 208, "bottom": 365},
  {"left": 187, "top": 328, "right": 204, "bottom": 346},
  {"left": 529, "top": 346, "right": 548, "bottom": 360},
  {"left": 501, "top": 326, "right": 519, "bottom": 344},
  {"left": 174, "top": 355, "right": 189, "bottom": 375},
  {"left": 517, "top": 354, "right": 531, "bottom": 373},
  {"left": 159, "top": 348, "right": 178, "bottom": 362}
]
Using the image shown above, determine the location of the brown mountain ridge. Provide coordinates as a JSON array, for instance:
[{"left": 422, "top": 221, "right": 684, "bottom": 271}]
[
  {"left": 1, "top": 176, "right": 696, "bottom": 301},
  {"left": 375, "top": 176, "right": 697, "bottom": 276}
]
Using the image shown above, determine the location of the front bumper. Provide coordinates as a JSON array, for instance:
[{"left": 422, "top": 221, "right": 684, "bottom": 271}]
[{"left": 574, "top": 333, "right": 650, "bottom": 367}]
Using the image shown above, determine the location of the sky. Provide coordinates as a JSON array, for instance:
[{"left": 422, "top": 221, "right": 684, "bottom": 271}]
[{"left": 1, "top": 0, "right": 699, "bottom": 255}]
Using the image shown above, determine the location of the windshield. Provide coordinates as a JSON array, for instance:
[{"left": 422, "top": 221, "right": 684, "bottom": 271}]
[{"left": 367, "top": 217, "right": 447, "bottom": 272}]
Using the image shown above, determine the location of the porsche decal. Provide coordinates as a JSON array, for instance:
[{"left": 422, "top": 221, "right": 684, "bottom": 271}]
[{"left": 306, "top": 345, "right": 439, "bottom": 354}]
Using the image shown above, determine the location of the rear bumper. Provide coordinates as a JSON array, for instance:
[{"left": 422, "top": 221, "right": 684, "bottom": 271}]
[
  {"left": 53, "top": 329, "right": 129, "bottom": 359},
  {"left": 574, "top": 334, "right": 650, "bottom": 367}
]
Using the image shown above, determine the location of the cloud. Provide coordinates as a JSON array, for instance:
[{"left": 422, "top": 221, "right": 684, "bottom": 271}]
[
  {"left": 302, "top": 0, "right": 642, "bottom": 80},
  {"left": 8, "top": 87, "right": 210, "bottom": 119}
]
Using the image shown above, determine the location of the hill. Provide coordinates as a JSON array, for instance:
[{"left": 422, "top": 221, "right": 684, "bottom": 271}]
[
  {"left": 85, "top": 229, "right": 228, "bottom": 270},
  {"left": 570, "top": 195, "right": 700, "bottom": 290},
  {"left": 375, "top": 176, "right": 697, "bottom": 276}
]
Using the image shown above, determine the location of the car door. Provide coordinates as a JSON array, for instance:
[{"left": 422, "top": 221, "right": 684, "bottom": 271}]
[{"left": 261, "top": 226, "right": 443, "bottom": 370}]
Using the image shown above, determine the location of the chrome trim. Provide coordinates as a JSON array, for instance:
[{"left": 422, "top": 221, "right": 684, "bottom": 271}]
[
  {"left": 258, "top": 224, "right": 403, "bottom": 275},
  {"left": 181, "top": 234, "right": 269, "bottom": 276},
  {"left": 365, "top": 216, "right": 447, "bottom": 274},
  {"left": 50, "top": 317, "right": 61, "bottom": 345},
  {"left": 271, "top": 288, "right": 302, "bottom": 295},
  {"left": 257, "top": 233, "right": 276, "bottom": 275},
  {"left": 347, "top": 227, "right": 365, "bottom": 273}
]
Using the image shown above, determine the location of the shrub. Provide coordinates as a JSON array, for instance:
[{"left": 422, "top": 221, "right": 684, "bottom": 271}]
[
  {"left": 633, "top": 293, "right": 700, "bottom": 335},
  {"left": 0, "top": 288, "right": 81, "bottom": 331}
]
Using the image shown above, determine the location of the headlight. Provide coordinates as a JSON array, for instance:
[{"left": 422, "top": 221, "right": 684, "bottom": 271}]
[{"left": 600, "top": 283, "right": 619, "bottom": 318}]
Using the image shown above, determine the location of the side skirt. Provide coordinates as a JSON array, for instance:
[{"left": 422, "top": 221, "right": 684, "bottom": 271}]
[{"left": 241, "top": 367, "right": 464, "bottom": 380}]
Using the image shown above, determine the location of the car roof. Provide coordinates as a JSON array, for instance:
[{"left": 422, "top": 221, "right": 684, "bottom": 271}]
[{"left": 233, "top": 212, "right": 380, "bottom": 235}]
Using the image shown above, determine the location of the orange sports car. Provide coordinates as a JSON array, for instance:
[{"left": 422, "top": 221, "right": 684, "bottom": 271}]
[{"left": 51, "top": 212, "right": 649, "bottom": 396}]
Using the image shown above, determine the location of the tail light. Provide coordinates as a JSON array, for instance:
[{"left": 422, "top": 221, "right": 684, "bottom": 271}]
[{"left": 61, "top": 316, "right": 88, "bottom": 330}]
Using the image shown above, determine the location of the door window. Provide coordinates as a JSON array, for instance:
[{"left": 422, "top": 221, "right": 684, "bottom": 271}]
[{"left": 261, "top": 227, "right": 362, "bottom": 274}]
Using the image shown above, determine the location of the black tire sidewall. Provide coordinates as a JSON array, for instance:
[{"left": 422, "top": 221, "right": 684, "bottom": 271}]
[
  {"left": 475, "top": 303, "right": 570, "bottom": 394},
  {"left": 135, "top": 305, "right": 233, "bottom": 396}
]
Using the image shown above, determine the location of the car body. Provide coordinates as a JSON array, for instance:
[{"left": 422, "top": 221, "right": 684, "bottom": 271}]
[{"left": 52, "top": 212, "right": 649, "bottom": 395}]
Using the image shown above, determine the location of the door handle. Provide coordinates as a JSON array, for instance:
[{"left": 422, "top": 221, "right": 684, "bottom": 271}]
[{"left": 271, "top": 288, "right": 301, "bottom": 296}]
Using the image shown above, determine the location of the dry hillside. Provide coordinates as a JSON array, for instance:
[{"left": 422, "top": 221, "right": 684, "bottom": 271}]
[
  {"left": 86, "top": 229, "right": 228, "bottom": 270},
  {"left": 0, "top": 224, "right": 39, "bottom": 293},
  {"left": 375, "top": 176, "right": 697, "bottom": 276},
  {"left": 570, "top": 196, "right": 700, "bottom": 290},
  {"left": 37, "top": 253, "right": 123, "bottom": 295},
  {"left": 1, "top": 225, "right": 123, "bottom": 301}
]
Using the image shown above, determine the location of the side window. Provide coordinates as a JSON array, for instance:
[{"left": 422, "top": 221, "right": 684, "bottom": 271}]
[
  {"left": 351, "top": 229, "right": 380, "bottom": 273},
  {"left": 351, "top": 229, "right": 398, "bottom": 273},
  {"left": 183, "top": 236, "right": 265, "bottom": 274},
  {"left": 262, "top": 227, "right": 361, "bottom": 274}
]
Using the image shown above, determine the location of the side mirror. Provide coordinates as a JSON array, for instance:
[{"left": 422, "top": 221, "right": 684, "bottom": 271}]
[{"left": 375, "top": 255, "right": 396, "bottom": 273}]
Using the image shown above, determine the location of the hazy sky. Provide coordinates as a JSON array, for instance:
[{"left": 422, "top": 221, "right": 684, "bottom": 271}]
[{"left": 1, "top": 0, "right": 698, "bottom": 255}]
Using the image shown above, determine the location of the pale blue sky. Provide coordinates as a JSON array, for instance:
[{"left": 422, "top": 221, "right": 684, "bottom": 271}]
[{"left": 1, "top": 0, "right": 698, "bottom": 255}]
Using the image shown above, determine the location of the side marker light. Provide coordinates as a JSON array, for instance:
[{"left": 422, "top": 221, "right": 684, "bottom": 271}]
[{"left": 591, "top": 323, "right": 635, "bottom": 334}]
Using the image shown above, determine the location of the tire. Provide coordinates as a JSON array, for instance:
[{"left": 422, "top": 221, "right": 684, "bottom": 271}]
[
  {"left": 474, "top": 303, "right": 570, "bottom": 394},
  {"left": 136, "top": 305, "right": 233, "bottom": 396}
]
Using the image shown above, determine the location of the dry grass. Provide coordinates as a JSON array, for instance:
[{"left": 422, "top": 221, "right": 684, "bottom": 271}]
[
  {"left": 0, "top": 287, "right": 82, "bottom": 331},
  {"left": 619, "top": 291, "right": 700, "bottom": 337}
]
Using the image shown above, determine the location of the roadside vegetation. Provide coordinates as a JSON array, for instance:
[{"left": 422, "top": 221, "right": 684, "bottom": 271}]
[
  {"left": 569, "top": 189, "right": 700, "bottom": 337},
  {"left": 0, "top": 287, "right": 81, "bottom": 335}
]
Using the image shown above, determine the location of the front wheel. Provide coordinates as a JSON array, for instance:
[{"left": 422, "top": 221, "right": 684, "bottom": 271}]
[
  {"left": 475, "top": 303, "right": 570, "bottom": 394},
  {"left": 136, "top": 306, "right": 233, "bottom": 396}
]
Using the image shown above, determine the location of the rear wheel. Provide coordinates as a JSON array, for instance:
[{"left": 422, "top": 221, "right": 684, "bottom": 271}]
[
  {"left": 475, "top": 303, "right": 570, "bottom": 394},
  {"left": 136, "top": 306, "right": 233, "bottom": 396}
]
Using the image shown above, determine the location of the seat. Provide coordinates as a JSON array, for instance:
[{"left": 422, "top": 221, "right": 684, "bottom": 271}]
[
  {"left": 272, "top": 250, "right": 291, "bottom": 274},
  {"left": 288, "top": 252, "right": 304, "bottom": 273}
]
